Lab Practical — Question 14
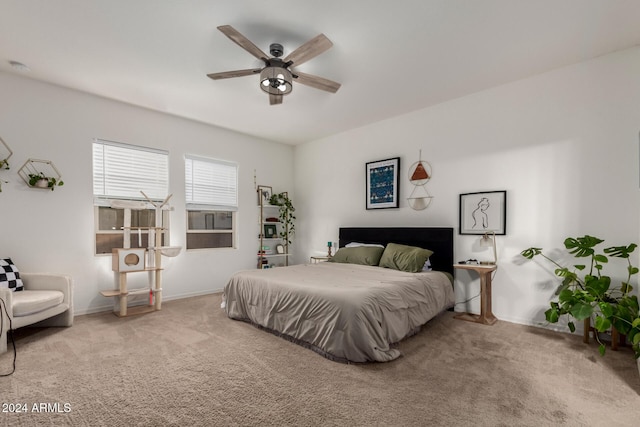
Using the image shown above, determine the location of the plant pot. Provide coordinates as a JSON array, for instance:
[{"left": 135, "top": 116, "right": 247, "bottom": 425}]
[{"left": 34, "top": 178, "right": 49, "bottom": 188}]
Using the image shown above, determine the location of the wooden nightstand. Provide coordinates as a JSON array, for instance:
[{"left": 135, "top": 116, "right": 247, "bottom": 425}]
[
  {"left": 310, "top": 256, "right": 330, "bottom": 264},
  {"left": 454, "top": 263, "right": 498, "bottom": 325}
]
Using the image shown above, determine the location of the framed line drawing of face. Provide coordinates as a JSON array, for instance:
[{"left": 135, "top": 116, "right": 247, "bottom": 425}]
[{"left": 459, "top": 191, "right": 507, "bottom": 235}]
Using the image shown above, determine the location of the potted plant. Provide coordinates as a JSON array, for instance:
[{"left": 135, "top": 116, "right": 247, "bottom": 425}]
[
  {"left": 521, "top": 235, "right": 640, "bottom": 358},
  {"left": 269, "top": 192, "right": 295, "bottom": 245},
  {"left": 28, "top": 172, "right": 64, "bottom": 191}
]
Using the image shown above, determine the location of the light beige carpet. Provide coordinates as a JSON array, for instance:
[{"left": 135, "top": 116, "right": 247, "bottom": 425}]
[{"left": 1, "top": 293, "right": 639, "bottom": 427}]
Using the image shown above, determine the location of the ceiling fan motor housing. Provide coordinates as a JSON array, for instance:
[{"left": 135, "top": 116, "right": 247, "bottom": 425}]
[{"left": 269, "top": 43, "right": 284, "bottom": 57}]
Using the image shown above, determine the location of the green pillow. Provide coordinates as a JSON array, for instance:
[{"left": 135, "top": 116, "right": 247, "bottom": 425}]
[
  {"left": 328, "top": 246, "right": 385, "bottom": 266},
  {"left": 378, "top": 243, "right": 434, "bottom": 273}
]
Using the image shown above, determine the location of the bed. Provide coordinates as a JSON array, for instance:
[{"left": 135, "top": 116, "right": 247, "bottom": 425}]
[{"left": 223, "top": 227, "right": 455, "bottom": 363}]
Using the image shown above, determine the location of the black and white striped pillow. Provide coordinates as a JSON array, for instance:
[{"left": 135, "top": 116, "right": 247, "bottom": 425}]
[{"left": 0, "top": 258, "right": 24, "bottom": 291}]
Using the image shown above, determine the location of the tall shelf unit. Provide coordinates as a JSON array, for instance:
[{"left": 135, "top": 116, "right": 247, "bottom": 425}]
[{"left": 258, "top": 196, "right": 290, "bottom": 269}]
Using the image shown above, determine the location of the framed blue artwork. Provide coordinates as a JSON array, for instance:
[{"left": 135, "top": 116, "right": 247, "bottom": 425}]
[{"left": 366, "top": 157, "right": 400, "bottom": 209}]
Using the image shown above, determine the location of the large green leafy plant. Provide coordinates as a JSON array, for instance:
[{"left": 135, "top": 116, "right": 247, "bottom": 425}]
[{"left": 521, "top": 235, "right": 640, "bottom": 358}]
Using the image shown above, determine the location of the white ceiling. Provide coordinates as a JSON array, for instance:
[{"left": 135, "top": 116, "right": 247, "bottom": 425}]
[{"left": 1, "top": 1, "right": 640, "bottom": 145}]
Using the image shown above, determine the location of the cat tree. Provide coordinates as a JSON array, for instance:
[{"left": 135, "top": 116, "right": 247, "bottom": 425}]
[{"left": 100, "top": 193, "right": 181, "bottom": 317}]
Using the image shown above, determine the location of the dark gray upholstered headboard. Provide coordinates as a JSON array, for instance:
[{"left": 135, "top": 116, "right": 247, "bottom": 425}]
[{"left": 338, "top": 227, "right": 454, "bottom": 276}]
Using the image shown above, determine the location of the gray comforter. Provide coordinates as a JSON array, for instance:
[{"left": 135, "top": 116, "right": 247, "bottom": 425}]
[{"left": 224, "top": 262, "right": 454, "bottom": 362}]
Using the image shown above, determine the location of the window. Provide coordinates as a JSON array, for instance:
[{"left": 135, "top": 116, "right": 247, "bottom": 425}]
[
  {"left": 185, "top": 155, "right": 237, "bottom": 249},
  {"left": 93, "top": 139, "right": 170, "bottom": 254},
  {"left": 94, "top": 206, "right": 170, "bottom": 254}
]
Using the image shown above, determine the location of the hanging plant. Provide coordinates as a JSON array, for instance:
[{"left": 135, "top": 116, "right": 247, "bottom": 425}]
[
  {"left": 28, "top": 172, "right": 64, "bottom": 191},
  {"left": 269, "top": 192, "right": 296, "bottom": 245}
]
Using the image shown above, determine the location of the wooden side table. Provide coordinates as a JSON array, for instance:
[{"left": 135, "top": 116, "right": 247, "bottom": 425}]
[
  {"left": 454, "top": 263, "right": 498, "bottom": 325},
  {"left": 310, "top": 256, "right": 330, "bottom": 264}
]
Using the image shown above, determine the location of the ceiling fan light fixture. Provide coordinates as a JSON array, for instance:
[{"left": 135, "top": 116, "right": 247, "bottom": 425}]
[
  {"left": 210, "top": 26, "right": 340, "bottom": 105},
  {"left": 260, "top": 66, "right": 292, "bottom": 95}
]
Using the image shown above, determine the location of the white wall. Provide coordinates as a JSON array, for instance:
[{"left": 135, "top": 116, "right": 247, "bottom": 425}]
[
  {"left": 3, "top": 45, "right": 638, "bottom": 328},
  {"left": 0, "top": 72, "right": 293, "bottom": 314},
  {"left": 294, "top": 46, "right": 640, "bottom": 329}
]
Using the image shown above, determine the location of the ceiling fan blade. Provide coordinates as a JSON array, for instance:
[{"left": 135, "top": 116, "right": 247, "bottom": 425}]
[
  {"left": 207, "top": 68, "right": 262, "bottom": 80},
  {"left": 217, "top": 25, "right": 269, "bottom": 61},
  {"left": 293, "top": 71, "right": 341, "bottom": 93},
  {"left": 283, "top": 34, "right": 333, "bottom": 66},
  {"left": 269, "top": 93, "right": 283, "bottom": 105}
]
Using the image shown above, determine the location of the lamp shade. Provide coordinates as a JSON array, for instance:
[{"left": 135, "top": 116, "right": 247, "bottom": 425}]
[
  {"left": 260, "top": 66, "right": 292, "bottom": 95},
  {"left": 480, "top": 233, "right": 494, "bottom": 247},
  {"left": 480, "top": 231, "right": 497, "bottom": 264}
]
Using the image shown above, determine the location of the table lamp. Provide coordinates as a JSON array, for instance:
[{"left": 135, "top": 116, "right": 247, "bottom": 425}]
[{"left": 480, "top": 231, "right": 497, "bottom": 265}]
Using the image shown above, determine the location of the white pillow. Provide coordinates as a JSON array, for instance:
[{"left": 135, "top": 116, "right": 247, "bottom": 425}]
[
  {"left": 345, "top": 242, "right": 385, "bottom": 248},
  {"left": 422, "top": 259, "right": 432, "bottom": 271}
]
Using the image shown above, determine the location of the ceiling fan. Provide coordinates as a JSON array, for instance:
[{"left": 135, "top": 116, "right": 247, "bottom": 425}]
[{"left": 207, "top": 25, "right": 341, "bottom": 105}]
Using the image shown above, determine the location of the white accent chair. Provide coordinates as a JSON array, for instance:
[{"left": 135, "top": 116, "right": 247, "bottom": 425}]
[{"left": 0, "top": 273, "right": 73, "bottom": 354}]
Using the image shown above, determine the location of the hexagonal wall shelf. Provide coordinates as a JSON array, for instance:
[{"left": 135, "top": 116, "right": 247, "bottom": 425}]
[
  {"left": 0, "top": 136, "right": 12, "bottom": 170},
  {"left": 18, "top": 158, "right": 63, "bottom": 190}
]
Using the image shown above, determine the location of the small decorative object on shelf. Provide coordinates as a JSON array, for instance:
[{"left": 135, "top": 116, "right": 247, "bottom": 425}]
[
  {"left": 257, "top": 185, "right": 272, "bottom": 205},
  {"left": 264, "top": 224, "right": 277, "bottom": 238},
  {"left": 18, "top": 158, "right": 64, "bottom": 191}
]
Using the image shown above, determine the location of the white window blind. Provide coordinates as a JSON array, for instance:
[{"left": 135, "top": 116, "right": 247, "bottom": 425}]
[
  {"left": 185, "top": 155, "right": 238, "bottom": 211},
  {"left": 93, "top": 139, "right": 169, "bottom": 202}
]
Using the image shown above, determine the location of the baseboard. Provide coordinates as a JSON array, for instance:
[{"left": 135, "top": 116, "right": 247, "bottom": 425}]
[
  {"left": 75, "top": 288, "right": 225, "bottom": 316},
  {"left": 493, "top": 314, "right": 582, "bottom": 335},
  {"left": 163, "top": 288, "right": 224, "bottom": 303}
]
